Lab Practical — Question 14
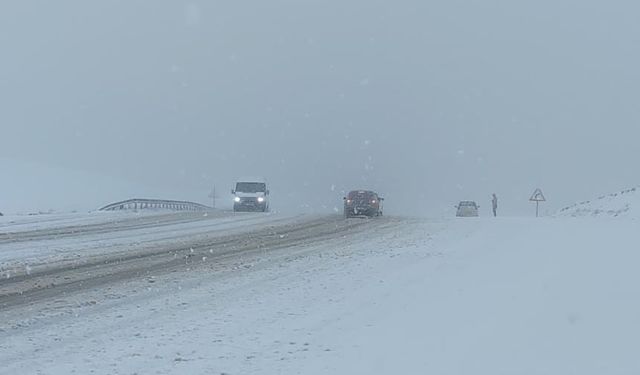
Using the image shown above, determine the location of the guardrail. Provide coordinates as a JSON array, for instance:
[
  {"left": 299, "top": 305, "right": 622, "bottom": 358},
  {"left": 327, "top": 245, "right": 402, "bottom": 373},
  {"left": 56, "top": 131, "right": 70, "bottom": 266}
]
[{"left": 99, "top": 198, "right": 212, "bottom": 212}]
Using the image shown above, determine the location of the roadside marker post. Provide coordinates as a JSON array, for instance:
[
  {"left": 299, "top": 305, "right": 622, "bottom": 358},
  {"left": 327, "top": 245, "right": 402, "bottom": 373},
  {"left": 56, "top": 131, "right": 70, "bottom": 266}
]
[
  {"left": 208, "top": 186, "right": 217, "bottom": 209},
  {"left": 529, "top": 188, "right": 546, "bottom": 217}
]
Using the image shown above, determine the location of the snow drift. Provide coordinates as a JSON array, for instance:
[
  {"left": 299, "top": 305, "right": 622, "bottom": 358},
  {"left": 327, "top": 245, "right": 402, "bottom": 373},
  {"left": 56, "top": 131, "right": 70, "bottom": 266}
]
[{"left": 557, "top": 186, "right": 640, "bottom": 219}]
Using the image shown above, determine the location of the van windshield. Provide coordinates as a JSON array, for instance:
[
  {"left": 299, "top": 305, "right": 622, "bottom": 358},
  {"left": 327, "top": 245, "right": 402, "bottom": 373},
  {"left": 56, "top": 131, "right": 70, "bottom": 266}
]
[
  {"left": 349, "top": 191, "right": 374, "bottom": 199},
  {"left": 236, "top": 182, "right": 266, "bottom": 193}
]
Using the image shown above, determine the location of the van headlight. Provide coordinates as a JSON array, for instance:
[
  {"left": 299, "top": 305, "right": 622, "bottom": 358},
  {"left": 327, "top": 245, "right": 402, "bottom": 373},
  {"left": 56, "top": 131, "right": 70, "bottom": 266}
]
[
  {"left": 234, "top": 197, "right": 241, "bottom": 202},
  {"left": 257, "top": 197, "right": 265, "bottom": 203}
]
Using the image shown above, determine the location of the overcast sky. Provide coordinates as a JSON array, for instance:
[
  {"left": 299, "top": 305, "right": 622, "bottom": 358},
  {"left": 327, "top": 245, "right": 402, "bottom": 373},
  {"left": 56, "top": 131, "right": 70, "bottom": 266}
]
[{"left": 1, "top": 1, "right": 639, "bottom": 215}]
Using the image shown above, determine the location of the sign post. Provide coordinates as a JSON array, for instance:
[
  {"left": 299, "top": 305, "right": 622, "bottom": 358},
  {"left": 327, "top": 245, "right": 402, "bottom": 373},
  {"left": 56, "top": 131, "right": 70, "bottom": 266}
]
[
  {"left": 529, "top": 188, "right": 546, "bottom": 217},
  {"left": 208, "top": 186, "right": 216, "bottom": 209}
]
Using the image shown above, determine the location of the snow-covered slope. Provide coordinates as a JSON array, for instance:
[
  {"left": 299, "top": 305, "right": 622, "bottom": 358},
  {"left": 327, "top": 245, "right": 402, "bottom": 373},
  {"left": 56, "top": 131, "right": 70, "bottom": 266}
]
[
  {"left": 0, "top": 158, "right": 151, "bottom": 214},
  {"left": 0, "top": 158, "right": 207, "bottom": 215},
  {"left": 557, "top": 186, "right": 640, "bottom": 219}
]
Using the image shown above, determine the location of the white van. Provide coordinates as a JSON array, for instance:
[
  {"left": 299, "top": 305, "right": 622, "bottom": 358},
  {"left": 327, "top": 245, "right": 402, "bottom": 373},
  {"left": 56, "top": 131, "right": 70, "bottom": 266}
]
[{"left": 232, "top": 178, "right": 270, "bottom": 212}]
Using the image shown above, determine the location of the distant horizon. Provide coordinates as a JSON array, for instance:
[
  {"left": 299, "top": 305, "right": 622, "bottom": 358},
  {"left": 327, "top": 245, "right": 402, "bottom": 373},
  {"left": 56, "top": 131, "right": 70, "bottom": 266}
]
[{"left": 2, "top": 155, "right": 636, "bottom": 217}]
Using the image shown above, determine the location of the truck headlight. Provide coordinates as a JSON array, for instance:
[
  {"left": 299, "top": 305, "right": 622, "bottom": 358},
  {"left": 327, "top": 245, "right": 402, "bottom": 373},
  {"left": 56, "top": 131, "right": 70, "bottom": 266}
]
[
  {"left": 234, "top": 197, "right": 241, "bottom": 202},
  {"left": 257, "top": 197, "right": 265, "bottom": 203}
]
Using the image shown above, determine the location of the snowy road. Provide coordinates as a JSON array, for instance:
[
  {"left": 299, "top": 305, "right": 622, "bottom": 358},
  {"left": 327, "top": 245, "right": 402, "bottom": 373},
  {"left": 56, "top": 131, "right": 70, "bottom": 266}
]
[
  {"left": 0, "top": 212, "right": 377, "bottom": 308},
  {"left": 1, "top": 213, "right": 639, "bottom": 374},
  {"left": 0, "top": 210, "right": 416, "bottom": 373},
  {"left": 0, "top": 211, "right": 315, "bottom": 277}
]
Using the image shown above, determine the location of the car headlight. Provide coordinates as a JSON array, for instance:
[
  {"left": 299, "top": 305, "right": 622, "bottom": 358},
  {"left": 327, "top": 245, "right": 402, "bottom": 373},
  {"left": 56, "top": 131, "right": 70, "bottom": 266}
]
[
  {"left": 257, "top": 197, "right": 265, "bottom": 203},
  {"left": 234, "top": 197, "right": 241, "bottom": 202}
]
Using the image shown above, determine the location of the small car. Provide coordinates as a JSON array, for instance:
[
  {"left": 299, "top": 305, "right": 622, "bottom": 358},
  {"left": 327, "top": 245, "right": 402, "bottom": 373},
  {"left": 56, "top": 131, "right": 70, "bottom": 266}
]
[
  {"left": 456, "top": 201, "right": 479, "bottom": 217},
  {"left": 344, "top": 190, "right": 383, "bottom": 218}
]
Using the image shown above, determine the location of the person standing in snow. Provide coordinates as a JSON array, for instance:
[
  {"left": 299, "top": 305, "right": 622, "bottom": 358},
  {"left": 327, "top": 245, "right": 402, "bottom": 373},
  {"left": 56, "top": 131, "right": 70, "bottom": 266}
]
[{"left": 491, "top": 193, "right": 498, "bottom": 217}]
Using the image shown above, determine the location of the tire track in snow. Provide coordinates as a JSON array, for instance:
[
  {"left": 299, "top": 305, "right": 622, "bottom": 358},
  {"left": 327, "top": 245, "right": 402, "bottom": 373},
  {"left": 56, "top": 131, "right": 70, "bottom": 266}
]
[{"left": 0, "top": 215, "right": 386, "bottom": 311}]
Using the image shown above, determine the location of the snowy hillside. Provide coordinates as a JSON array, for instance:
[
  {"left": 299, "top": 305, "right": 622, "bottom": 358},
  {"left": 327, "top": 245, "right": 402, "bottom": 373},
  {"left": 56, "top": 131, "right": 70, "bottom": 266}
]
[
  {"left": 557, "top": 187, "right": 640, "bottom": 219},
  {"left": 0, "top": 158, "right": 207, "bottom": 215},
  {"left": 0, "top": 158, "right": 143, "bottom": 214}
]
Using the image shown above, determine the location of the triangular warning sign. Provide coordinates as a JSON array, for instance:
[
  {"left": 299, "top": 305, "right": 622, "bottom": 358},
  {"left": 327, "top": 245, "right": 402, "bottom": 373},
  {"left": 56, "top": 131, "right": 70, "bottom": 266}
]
[{"left": 529, "top": 188, "right": 546, "bottom": 202}]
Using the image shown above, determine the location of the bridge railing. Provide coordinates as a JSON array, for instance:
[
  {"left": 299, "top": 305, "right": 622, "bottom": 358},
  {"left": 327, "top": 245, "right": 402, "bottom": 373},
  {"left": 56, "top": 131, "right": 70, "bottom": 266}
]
[{"left": 99, "top": 198, "right": 212, "bottom": 212}]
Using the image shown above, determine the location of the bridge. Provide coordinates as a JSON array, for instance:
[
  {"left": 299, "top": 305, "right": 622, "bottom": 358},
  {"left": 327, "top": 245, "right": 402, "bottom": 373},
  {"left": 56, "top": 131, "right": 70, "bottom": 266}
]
[{"left": 99, "top": 198, "right": 212, "bottom": 212}]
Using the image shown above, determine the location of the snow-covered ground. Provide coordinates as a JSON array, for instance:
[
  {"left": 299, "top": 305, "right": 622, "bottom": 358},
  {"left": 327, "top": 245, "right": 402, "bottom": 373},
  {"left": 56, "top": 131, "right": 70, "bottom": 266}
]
[
  {"left": 0, "top": 210, "right": 307, "bottom": 278},
  {"left": 557, "top": 186, "right": 640, "bottom": 219},
  {"left": 0, "top": 210, "right": 165, "bottom": 233},
  {"left": 2, "top": 211, "right": 639, "bottom": 374}
]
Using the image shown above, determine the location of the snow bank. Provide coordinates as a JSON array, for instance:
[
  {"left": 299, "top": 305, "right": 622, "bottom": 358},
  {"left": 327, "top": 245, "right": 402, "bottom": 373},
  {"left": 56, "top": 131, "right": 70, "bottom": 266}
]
[{"left": 557, "top": 186, "right": 640, "bottom": 219}]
